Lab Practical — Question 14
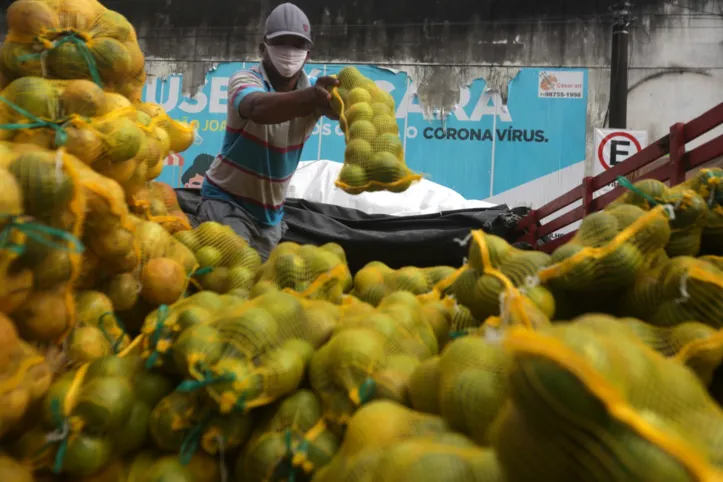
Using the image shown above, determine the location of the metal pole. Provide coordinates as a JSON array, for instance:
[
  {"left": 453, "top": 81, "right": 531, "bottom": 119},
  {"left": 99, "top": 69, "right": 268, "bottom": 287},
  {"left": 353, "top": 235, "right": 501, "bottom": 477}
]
[{"left": 609, "top": 1, "right": 632, "bottom": 128}]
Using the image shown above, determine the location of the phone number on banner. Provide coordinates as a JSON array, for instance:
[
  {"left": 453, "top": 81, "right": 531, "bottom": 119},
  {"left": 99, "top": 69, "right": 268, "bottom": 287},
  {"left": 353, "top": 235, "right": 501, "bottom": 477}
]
[{"left": 539, "top": 91, "right": 584, "bottom": 99}]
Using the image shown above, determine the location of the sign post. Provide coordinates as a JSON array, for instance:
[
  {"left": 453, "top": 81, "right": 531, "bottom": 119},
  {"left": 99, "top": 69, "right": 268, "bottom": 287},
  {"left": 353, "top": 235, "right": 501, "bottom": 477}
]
[{"left": 594, "top": 128, "right": 648, "bottom": 184}]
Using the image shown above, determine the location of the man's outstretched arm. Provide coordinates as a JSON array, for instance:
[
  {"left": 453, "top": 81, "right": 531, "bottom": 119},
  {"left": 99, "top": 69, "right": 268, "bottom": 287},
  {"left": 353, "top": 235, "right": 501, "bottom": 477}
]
[{"left": 238, "top": 76, "right": 339, "bottom": 125}]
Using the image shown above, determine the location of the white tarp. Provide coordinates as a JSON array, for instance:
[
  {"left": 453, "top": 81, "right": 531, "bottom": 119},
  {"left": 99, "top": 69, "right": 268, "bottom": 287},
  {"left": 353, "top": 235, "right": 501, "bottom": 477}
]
[{"left": 287, "top": 160, "right": 496, "bottom": 216}]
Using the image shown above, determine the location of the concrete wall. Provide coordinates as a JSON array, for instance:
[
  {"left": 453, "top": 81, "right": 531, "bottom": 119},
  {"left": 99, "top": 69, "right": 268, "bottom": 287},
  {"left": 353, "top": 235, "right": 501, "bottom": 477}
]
[
  {"left": 1, "top": 0, "right": 721, "bottom": 208},
  {"left": 103, "top": 0, "right": 722, "bottom": 203}
]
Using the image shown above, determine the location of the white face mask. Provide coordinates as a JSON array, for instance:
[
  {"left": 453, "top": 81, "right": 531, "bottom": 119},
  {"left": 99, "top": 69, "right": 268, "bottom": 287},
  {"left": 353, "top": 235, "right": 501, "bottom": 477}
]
[{"left": 265, "top": 44, "right": 308, "bottom": 78}]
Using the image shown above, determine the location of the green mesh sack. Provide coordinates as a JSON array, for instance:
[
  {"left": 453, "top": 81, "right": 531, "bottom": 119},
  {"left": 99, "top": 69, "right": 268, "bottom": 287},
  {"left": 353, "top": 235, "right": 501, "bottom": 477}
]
[
  {"left": 330, "top": 66, "right": 422, "bottom": 194},
  {"left": 236, "top": 389, "right": 340, "bottom": 482},
  {"left": 494, "top": 324, "right": 723, "bottom": 481},
  {"left": 2, "top": 0, "right": 146, "bottom": 101},
  {"left": 173, "top": 221, "right": 262, "bottom": 295},
  {"left": 256, "top": 242, "right": 352, "bottom": 303}
]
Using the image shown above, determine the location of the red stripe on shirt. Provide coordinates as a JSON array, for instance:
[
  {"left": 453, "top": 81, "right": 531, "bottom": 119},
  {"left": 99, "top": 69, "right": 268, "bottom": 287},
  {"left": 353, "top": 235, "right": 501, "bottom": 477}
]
[{"left": 224, "top": 128, "right": 309, "bottom": 153}]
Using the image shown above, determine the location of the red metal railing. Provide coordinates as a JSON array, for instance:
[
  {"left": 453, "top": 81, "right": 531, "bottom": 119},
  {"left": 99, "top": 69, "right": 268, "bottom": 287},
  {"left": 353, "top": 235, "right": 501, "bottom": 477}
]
[{"left": 514, "top": 103, "right": 723, "bottom": 252}]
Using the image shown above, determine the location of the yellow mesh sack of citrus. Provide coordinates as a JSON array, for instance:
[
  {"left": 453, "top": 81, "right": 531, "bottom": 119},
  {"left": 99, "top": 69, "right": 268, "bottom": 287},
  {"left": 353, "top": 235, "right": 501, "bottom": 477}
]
[{"left": 329, "top": 67, "right": 422, "bottom": 194}]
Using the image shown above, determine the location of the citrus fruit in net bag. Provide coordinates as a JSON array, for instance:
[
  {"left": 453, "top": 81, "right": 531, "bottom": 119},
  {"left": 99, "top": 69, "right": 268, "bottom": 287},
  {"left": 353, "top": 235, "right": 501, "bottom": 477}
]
[
  {"left": 348, "top": 120, "right": 377, "bottom": 142},
  {"left": 0, "top": 78, "right": 146, "bottom": 165},
  {"left": 372, "top": 113, "right": 399, "bottom": 135},
  {"left": 13, "top": 289, "right": 70, "bottom": 342},
  {"left": 59, "top": 79, "right": 107, "bottom": 117},
  {"left": 3, "top": 0, "right": 146, "bottom": 100},
  {"left": 333, "top": 66, "right": 420, "bottom": 194},
  {"left": 140, "top": 257, "right": 187, "bottom": 305},
  {"left": 67, "top": 325, "right": 113, "bottom": 365}
]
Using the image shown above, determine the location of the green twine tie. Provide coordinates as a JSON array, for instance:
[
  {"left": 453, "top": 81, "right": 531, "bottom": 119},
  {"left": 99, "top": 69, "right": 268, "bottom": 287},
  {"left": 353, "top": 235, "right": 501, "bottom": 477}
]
[
  {"left": 448, "top": 329, "right": 469, "bottom": 340},
  {"left": 616, "top": 176, "right": 659, "bottom": 206},
  {"left": 192, "top": 266, "right": 213, "bottom": 277},
  {"left": 179, "top": 415, "right": 212, "bottom": 465},
  {"left": 0, "top": 96, "right": 68, "bottom": 147},
  {"left": 0, "top": 215, "right": 84, "bottom": 255},
  {"left": 358, "top": 377, "right": 376, "bottom": 405},
  {"left": 233, "top": 391, "right": 249, "bottom": 413},
  {"left": 144, "top": 304, "right": 169, "bottom": 370},
  {"left": 17, "top": 32, "right": 104, "bottom": 88},
  {"left": 285, "top": 429, "right": 298, "bottom": 482},
  {"left": 176, "top": 369, "right": 236, "bottom": 393},
  {"left": 616, "top": 176, "right": 676, "bottom": 220},
  {"left": 98, "top": 312, "right": 129, "bottom": 354},
  {"left": 47, "top": 398, "right": 69, "bottom": 474}
]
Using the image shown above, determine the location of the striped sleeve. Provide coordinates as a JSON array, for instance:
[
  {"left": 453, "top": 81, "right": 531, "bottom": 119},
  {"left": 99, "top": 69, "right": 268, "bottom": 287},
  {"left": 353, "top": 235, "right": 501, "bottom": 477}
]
[{"left": 229, "top": 70, "right": 266, "bottom": 111}]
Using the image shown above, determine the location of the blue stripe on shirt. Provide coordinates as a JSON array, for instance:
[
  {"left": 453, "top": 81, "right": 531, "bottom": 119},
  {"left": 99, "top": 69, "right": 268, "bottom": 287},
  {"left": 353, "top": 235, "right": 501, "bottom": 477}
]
[
  {"left": 221, "top": 131, "right": 303, "bottom": 180},
  {"left": 233, "top": 86, "right": 265, "bottom": 110}
]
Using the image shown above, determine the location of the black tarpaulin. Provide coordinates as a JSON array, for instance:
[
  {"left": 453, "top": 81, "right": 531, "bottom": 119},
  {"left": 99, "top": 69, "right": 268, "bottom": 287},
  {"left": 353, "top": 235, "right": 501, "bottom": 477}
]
[{"left": 175, "top": 188, "right": 529, "bottom": 274}]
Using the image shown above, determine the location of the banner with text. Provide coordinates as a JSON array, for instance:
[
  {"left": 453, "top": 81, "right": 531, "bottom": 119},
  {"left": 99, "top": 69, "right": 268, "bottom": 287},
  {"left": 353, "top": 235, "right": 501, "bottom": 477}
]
[{"left": 144, "top": 63, "right": 587, "bottom": 201}]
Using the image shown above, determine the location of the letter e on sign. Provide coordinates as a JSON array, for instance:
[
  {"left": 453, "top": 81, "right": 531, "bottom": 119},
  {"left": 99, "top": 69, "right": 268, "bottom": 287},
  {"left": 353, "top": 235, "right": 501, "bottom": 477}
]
[{"left": 593, "top": 128, "right": 648, "bottom": 177}]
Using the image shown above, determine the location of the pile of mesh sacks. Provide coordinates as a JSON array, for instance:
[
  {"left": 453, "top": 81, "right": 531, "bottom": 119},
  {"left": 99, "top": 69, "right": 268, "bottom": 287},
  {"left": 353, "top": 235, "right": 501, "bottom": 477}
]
[
  {"left": 8, "top": 159, "right": 723, "bottom": 481},
  {"left": 4, "top": 0, "right": 723, "bottom": 480}
]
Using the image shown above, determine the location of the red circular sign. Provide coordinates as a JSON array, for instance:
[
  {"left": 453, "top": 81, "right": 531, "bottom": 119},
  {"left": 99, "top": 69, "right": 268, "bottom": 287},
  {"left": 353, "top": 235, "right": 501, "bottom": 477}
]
[{"left": 597, "top": 131, "right": 643, "bottom": 170}]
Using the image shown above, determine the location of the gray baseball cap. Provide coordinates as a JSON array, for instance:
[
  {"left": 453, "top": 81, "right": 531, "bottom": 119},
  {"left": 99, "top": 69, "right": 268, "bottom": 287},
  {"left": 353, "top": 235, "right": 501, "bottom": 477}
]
[{"left": 265, "top": 3, "right": 313, "bottom": 45}]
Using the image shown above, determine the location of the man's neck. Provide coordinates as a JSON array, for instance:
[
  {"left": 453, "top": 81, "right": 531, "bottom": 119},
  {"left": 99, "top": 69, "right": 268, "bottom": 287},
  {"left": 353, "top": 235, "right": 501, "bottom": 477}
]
[{"left": 263, "top": 59, "right": 301, "bottom": 92}]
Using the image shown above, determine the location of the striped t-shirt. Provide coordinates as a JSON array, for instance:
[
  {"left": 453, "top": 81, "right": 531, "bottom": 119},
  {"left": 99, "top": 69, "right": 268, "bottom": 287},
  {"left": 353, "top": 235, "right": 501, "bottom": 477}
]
[{"left": 202, "top": 64, "right": 319, "bottom": 226}]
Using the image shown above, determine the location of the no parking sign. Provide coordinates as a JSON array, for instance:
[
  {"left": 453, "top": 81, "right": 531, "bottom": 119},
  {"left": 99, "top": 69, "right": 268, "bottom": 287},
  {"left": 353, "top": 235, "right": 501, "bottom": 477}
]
[{"left": 594, "top": 128, "right": 648, "bottom": 177}]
